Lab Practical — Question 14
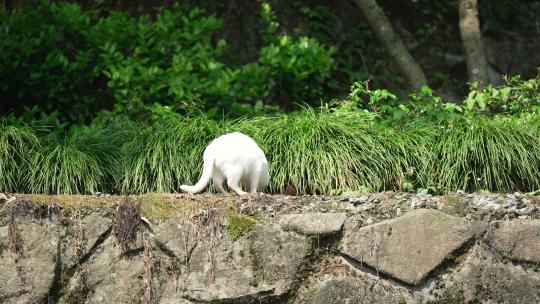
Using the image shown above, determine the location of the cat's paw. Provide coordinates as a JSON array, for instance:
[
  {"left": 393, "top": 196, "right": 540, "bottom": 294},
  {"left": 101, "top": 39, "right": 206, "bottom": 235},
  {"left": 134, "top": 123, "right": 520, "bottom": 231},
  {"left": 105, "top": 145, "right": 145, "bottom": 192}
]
[{"left": 235, "top": 190, "right": 247, "bottom": 196}]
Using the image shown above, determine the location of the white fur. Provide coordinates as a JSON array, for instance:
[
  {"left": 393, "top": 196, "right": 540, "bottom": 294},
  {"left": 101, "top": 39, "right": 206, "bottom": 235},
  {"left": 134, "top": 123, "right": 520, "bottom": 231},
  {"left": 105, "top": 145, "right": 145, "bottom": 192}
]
[{"left": 180, "top": 132, "right": 270, "bottom": 195}]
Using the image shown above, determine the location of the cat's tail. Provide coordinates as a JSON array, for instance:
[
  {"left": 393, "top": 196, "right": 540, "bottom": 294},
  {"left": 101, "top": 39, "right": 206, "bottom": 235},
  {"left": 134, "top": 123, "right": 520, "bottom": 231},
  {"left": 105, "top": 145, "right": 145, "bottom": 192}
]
[{"left": 180, "top": 155, "right": 214, "bottom": 194}]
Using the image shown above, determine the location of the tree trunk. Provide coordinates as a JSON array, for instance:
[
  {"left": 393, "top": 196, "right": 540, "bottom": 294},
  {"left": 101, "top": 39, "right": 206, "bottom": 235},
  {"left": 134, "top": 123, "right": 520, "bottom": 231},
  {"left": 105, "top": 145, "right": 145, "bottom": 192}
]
[
  {"left": 354, "top": 0, "right": 428, "bottom": 91},
  {"left": 458, "top": 0, "right": 489, "bottom": 89}
]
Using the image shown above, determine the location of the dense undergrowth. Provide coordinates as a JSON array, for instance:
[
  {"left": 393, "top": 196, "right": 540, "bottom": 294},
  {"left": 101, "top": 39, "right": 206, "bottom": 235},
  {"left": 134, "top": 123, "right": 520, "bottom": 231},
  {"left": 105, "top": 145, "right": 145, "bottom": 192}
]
[
  {"left": 2, "top": 67, "right": 540, "bottom": 195},
  {"left": 2, "top": 75, "right": 540, "bottom": 195}
]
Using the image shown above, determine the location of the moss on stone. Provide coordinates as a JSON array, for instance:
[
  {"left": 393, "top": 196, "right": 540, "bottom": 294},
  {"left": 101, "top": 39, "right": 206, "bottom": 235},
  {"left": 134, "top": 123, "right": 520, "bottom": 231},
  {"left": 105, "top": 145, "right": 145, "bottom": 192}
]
[
  {"left": 137, "top": 193, "right": 235, "bottom": 219},
  {"left": 18, "top": 194, "right": 111, "bottom": 211},
  {"left": 226, "top": 213, "right": 257, "bottom": 241},
  {"left": 432, "top": 290, "right": 465, "bottom": 304},
  {"left": 17, "top": 193, "right": 240, "bottom": 218}
]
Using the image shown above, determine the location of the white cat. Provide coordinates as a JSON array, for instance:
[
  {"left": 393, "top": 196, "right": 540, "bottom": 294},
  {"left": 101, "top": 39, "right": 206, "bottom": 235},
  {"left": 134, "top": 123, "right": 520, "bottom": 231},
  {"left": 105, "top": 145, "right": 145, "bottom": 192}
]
[{"left": 180, "top": 132, "right": 270, "bottom": 195}]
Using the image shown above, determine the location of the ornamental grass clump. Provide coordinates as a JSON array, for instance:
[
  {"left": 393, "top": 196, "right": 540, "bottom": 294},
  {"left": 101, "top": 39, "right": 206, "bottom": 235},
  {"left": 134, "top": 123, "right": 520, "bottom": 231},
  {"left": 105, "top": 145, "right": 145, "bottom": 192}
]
[
  {"left": 0, "top": 120, "right": 39, "bottom": 192},
  {"left": 374, "top": 121, "right": 435, "bottom": 191},
  {"left": 237, "top": 109, "right": 412, "bottom": 194},
  {"left": 428, "top": 117, "right": 540, "bottom": 192},
  {"left": 120, "top": 116, "right": 230, "bottom": 194},
  {"left": 28, "top": 128, "right": 120, "bottom": 194}
]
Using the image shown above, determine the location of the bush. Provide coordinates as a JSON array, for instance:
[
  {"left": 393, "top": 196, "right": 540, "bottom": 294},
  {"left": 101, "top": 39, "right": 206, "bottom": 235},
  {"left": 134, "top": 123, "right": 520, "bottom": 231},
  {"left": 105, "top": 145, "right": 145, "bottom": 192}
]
[
  {"left": 234, "top": 2, "right": 335, "bottom": 109},
  {"left": 99, "top": 5, "right": 230, "bottom": 116},
  {"left": 463, "top": 75, "right": 540, "bottom": 116},
  {"left": 0, "top": 2, "right": 105, "bottom": 123},
  {"left": 345, "top": 73, "right": 540, "bottom": 125},
  {"left": 1, "top": 2, "right": 337, "bottom": 123},
  {"left": 346, "top": 81, "right": 464, "bottom": 124}
]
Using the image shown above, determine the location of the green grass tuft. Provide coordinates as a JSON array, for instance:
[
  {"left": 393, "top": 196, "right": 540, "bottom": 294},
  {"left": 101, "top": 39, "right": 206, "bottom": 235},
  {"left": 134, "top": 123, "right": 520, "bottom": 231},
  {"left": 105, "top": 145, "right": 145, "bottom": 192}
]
[
  {"left": 237, "top": 109, "right": 428, "bottom": 194},
  {"left": 384, "top": 122, "right": 436, "bottom": 190},
  {"left": 120, "top": 116, "right": 231, "bottom": 194},
  {"left": 0, "top": 119, "right": 39, "bottom": 192},
  {"left": 28, "top": 128, "right": 120, "bottom": 194},
  {"left": 428, "top": 117, "right": 540, "bottom": 192}
]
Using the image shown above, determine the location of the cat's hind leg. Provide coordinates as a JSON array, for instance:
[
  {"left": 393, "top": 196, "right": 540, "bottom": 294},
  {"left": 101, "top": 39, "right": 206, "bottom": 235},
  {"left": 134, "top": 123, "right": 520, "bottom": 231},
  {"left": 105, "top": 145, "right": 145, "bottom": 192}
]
[
  {"left": 225, "top": 167, "right": 247, "bottom": 196},
  {"left": 250, "top": 161, "right": 269, "bottom": 193},
  {"left": 212, "top": 172, "right": 226, "bottom": 194},
  {"left": 249, "top": 171, "right": 260, "bottom": 193},
  {"left": 227, "top": 180, "right": 246, "bottom": 196}
]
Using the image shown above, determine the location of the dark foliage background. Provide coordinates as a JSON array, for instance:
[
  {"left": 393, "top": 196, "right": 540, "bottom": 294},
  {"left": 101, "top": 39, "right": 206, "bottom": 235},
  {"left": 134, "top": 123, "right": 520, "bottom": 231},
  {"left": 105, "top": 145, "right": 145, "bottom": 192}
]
[{"left": 1, "top": 0, "right": 539, "bottom": 123}]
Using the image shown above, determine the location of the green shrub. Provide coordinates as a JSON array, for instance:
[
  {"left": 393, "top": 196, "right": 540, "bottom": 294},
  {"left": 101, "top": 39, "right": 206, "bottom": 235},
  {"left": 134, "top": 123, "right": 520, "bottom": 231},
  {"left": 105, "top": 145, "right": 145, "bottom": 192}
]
[
  {"left": 99, "top": 4, "right": 230, "bottom": 116},
  {"left": 0, "top": 2, "right": 104, "bottom": 123},
  {"left": 235, "top": 2, "right": 335, "bottom": 110},
  {"left": 346, "top": 73, "right": 540, "bottom": 125},
  {"left": 1, "top": 2, "right": 337, "bottom": 123},
  {"left": 346, "top": 81, "right": 464, "bottom": 124},
  {"left": 463, "top": 75, "right": 540, "bottom": 115}
]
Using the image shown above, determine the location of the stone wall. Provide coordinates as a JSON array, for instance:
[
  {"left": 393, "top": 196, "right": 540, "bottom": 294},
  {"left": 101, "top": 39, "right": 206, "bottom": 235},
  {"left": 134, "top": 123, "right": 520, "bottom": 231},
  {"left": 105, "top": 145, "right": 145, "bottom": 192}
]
[{"left": 0, "top": 192, "right": 539, "bottom": 303}]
